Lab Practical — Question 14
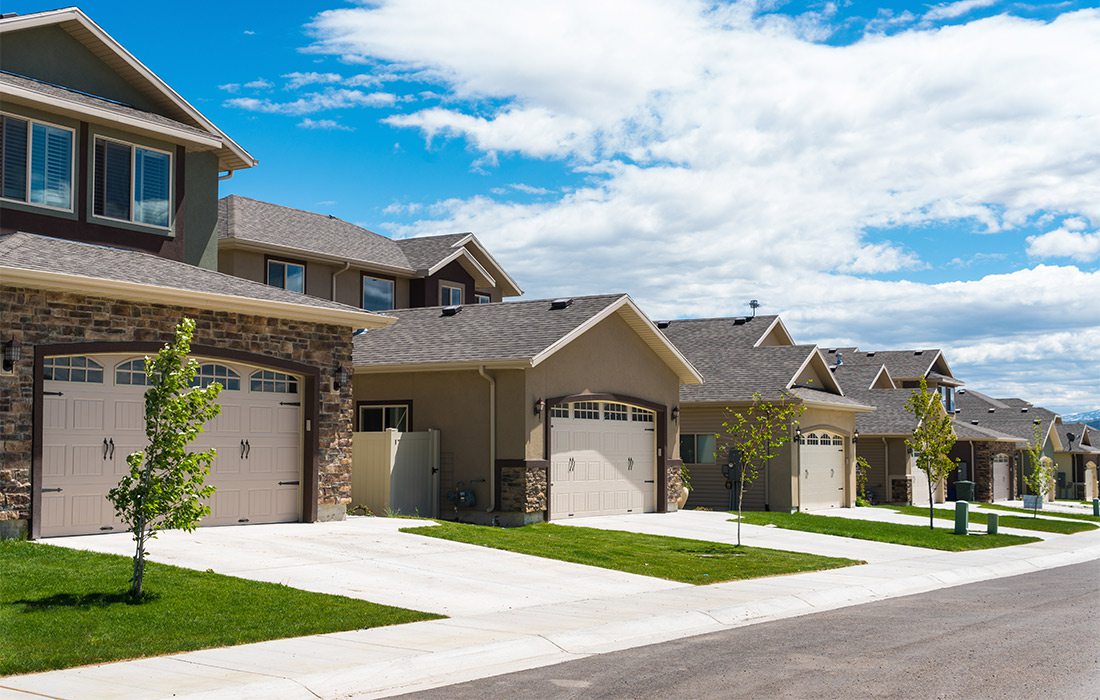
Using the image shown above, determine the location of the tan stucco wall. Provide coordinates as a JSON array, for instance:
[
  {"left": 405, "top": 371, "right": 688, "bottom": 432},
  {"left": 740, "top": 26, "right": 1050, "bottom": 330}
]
[{"left": 523, "top": 311, "right": 682, "bottom": 465}]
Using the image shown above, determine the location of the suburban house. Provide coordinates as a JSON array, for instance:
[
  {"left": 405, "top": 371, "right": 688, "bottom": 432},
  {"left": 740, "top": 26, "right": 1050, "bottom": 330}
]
[
  {"left": 660, "top": 316, "right": 873, "bottom": 512},
  {"left": 0, "top": 8, "right": 393, "bottom": 539},
  {"left": 217, "top": 195, "right": 522, "bottom": 310},
  {"left": 352, "top": 295, "right": 703, "bottom": 524},
  {"left": 956, "top": 390, "right": 1064, "bottom": 501},
  {"left": 1054, "top": 423, "right": 1098, "bottom": 501}
]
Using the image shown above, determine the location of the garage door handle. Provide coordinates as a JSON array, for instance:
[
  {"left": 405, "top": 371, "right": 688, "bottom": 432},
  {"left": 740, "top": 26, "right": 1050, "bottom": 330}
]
[
  {"left": 103, "top": 438, "right": 109, "bottom": 460},
  {"left": 241, "top": 440, "right": 246, "bottom": 459},
  {"left": 278, "top": 480, "right": 300, "bottom": 486},
  {"left": 244, "top": 439, "right": 251, "bottom": 459},
  {"left": 42, "top": 487, "right": 63, "bottom": 493},
  {"left": 568, "top": 457, "right": 575, "bottom": 472},
  {"left": 628, "top": 457, "right": 634, "bottom": 471},
  {"left": 108, "top": 438, "right": 115, "bottom": 460}
]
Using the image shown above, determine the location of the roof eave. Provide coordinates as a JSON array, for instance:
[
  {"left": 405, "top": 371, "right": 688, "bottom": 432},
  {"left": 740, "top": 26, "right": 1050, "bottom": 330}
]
[{"left": 218, "top": 238, "right": 417, "bottom": 278}]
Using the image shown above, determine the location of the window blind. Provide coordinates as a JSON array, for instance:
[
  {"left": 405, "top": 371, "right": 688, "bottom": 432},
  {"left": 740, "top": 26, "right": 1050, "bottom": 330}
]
[{"left": 1, "top": 116, "right": 28, "bottom": 201}]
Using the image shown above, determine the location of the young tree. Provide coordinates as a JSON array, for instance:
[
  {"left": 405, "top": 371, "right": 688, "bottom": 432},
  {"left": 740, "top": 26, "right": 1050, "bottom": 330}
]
[
  {"left": 904, "top": 377, "right": 958, "bottom": 529},
  {"left": 107, "top": 318, "right": 222, "bottom": 600},
  {"left": 719, "top": 392, "right": 805, "bottom": 546},
  {"left": 855, "top": 456, "right": 872, "bottom": 507},
  {"left": 1022, "top": 422, "right": 1055, "bottom": 518}
]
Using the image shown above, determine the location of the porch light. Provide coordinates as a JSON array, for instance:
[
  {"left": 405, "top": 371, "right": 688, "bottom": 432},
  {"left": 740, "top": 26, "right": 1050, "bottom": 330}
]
[
  {"left": 672, "top": 407, "right": 680, "bottom": 422},
  {"left": 853, "top": 431, "right": 859, "bottom": 444},
  {"left": 334, "top": 364, "right": 349, "bottom": 390},
  {"left": 2, "top": 338, "right": 21, "bottom": 373},
  {"left": 534, "top": 398, "right": 545, "bottom": 416},
  {"left": 795, "top": 427, "right": 803, "bottom": 444}
]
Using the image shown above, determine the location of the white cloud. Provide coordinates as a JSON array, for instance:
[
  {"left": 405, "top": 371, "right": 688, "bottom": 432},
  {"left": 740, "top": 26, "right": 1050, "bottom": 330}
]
[
  {"left": 225, "top": 88, "right": 397, "bottom": 115},
  {"left": 924, "top": 0, "right": 998, "bottom": 22},
  {"left": 283, "top": 71, "right": 343, "bottom": 89},
  {"left": 305, "top": 2, "right": 1100, "bottom": 410},
  {"left": 217, "top": 83, "right": 240, "bottom": 93},
  {"left": 243, "top": 29, "right": 256, "bottom": 36},
  {"left": 243, "top": 78, "right": 273, "bottom": 90},
  {"left": 297, "top": 118, "right": 355, "bottom": 131},
  {"left": 1026, "top": 224, "right": 1100, "bottom": 261}
]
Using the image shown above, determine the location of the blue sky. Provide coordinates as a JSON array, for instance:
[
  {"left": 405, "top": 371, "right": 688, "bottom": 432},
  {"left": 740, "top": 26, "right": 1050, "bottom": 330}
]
[{"left": 11, "top": 0, "right": 1100, "bottom": 412}]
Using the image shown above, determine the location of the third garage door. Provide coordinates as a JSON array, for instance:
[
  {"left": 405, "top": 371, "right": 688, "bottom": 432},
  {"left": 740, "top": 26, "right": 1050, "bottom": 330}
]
[{"left": 549, "top": 401, "right": 656, "bottom": 519}]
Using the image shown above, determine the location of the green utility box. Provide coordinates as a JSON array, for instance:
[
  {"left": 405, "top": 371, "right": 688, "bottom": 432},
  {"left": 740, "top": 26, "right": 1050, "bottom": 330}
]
[
  {"left": 954, "top": 501, "right": 969, "bottom": 535},
  {"left": 955, "top": 480, "right": 975, "bottom": 502},
  {"left": 987, "top": 513, "right": 999, "bottom": 535}
]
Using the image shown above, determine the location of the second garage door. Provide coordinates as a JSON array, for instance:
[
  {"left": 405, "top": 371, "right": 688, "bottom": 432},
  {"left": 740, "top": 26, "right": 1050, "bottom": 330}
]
[
  {"left": 799, "top": 431, "right": 846, "bottom": 510},
  {"left": 39, "top": 354, "right": 304, "bottom": 538},
  {"left": 549, "top": 401, "right": 656, "bottom": 519}
]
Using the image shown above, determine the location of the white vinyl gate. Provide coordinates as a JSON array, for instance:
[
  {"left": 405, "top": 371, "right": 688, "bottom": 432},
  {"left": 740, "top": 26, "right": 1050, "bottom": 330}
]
[
  {"left": 549, "top": 401, "right": 656, "bottom": 519},
  {"left": 39, "top": 354, "right": 303, "bottom": 537},
  {"left": 799, "top": 431, "right": 846, "bottom": 510}
]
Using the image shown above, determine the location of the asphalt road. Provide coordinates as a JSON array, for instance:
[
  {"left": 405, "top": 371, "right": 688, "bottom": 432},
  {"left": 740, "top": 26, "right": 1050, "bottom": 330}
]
[{"left": 400, "top": 560, "right": 1100, "bottom": 700}]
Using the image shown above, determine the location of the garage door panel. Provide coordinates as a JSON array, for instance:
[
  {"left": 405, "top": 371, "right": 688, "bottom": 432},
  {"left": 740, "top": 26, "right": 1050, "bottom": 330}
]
[
  {"left": 249, "top": 406, "right": 274, "bottom": 433},
  {"left": 213, "top": 404, "right": 243, "bottom": 433},
  {"left": 276, "top": 407, "right": 298, "bottom": 433},
  {"left": 43, "top": 397, "right": 66, "bottom": 430},
  {"left": 247, "top": 446, "right": 274, "bottom": 473},
  {"left": 72, "top": 444, "right": 106, "bottom": 476},
  {"left": 42, "top": 446, "right": 66, "bottom": 478},
  {"left": 72, "top": 399, "right": 105, "bottom": 430},
  {"left": 70, "top": 494, "right": 110, "bottom": 527},
  {"left": 275, "top": 447, "right": 298, "bottom": 474},
  {"left": 113, "top": 400, "right": 144, "bottom": 431},
  {"left": 40, "top": 494, "right": 64, "bottom": 530}
]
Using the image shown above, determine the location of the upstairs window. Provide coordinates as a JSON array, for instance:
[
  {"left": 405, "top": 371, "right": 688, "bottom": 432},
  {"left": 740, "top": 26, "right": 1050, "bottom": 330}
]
[
  {"left": 439, "top": 283, "right": 463, "bottom": 306},
  {"left": 93, "top": 137, "right": 172, "bottom": 228},
  {"left": 1, "top": 114, "right": 74, "bottom": 211},
  {"left": 362, "top": 275, "right": 394, "bottom": 311},
  {"left": 475, "top": 293, "right": 492, "bottom": 304},
  {"left": 938, "top": 385, "right": 956, "bottom": 413},
  {"left": 267, "top": 259, "right": 305, "bottom": 293}
]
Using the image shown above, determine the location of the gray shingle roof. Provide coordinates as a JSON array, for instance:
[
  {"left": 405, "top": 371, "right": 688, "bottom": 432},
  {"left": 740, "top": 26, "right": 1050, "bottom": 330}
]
[
  {"left": 848, "top": 388, "right": 920, "bottom": 435},
  {"left": 659, "top": 315, "right": 781, "bottom": 349},
  {"left": 835, "top": 348, "right": 941, "bottom": 380},
  {"left": 354, "top": 294, "right": 627, "bottom": 366},
  {"left": 832, "top": 361, "right": 891, "bottom": 391},
  {"left": 787, "top": 387, "right": 871, "bottom": 409},
  {"left": 1058, "top": 423, "right": 1098, "bottom": 454},
  {"left": 218, "top": 196, "right": 415, "bottom": 272},
  {"left": 0, "top": 232, "right": 367, "bottom": 314},
  {"left": 394, "top": 233, "right": 471, "bottom": 271},
  {"left": 0, "top": 70, "right": 213, "bottom": 141},
  {"left": 952, "top": 420, "right": 1025, "bottom": 443},
  {"left": 955, "top": 390, "right": 1059, "bottom": 443}
]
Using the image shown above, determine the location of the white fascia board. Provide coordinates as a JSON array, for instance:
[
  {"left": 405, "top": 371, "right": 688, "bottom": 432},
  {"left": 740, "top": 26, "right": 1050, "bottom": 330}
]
[{"left": 0, "top": 84, "right": 223, "bottom": 150}]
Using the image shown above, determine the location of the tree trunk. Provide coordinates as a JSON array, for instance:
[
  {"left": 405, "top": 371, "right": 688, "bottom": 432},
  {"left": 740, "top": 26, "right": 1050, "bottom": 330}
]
[
  {"left": 736, "top": 463, "right": 747, "bottom": 547},
  {"left": 928, "top": 474, "right": 934, "bottom": 530},
  {"left": 130, "top": 527, "right": 146, "bottom": 600}
]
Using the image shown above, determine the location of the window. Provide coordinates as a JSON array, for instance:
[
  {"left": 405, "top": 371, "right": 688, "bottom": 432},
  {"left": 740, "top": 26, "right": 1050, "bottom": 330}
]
[
  {"left": 93, "top": 137, "right": 172, "bottom": 228},
  {"left": 362, "top": 275, "right": 394, "bottom": 311},
  {"left": 115, "top": 358, "right": 152, "bottom": 386},
  {"left": 191, "top": 363, "right": 240, "bottom": 390},
  {"left": 43, "top": 356, "right": 103, "bottom": 383},
  {"left": 266, "top": 259, "right": 305, "bottom": 293},
  {"left": 439, "top": 283, "right": 463, "bottom": 306},
  {"left": 475, "top": 293, "right": 492, "bottom": 305},
  {"left": 603, "top": 402, "right": 628, "bottom": 421},
  {"left": 573, "top": 401, "right": 600, "bottom": 420},
  {"left": 1, "top": 114, "right": 74, "bottom": 211},
  {"left": 550, "top": 404, "right": 570, "bottom": 418},
  {"left": 680, "top": 434, "right": 717, "bottom": 464},
  {"left": 250, "top": 369, "right": 299, "bottom": 394},
  {"left": 939, "top": 385, "right": 956, "bottom": 413},
  {"left": 359, "top": 403, "right": 409, "bottom": 432},
  {"left": 631, "top": 407, "right": 655, "bottom": 423}
]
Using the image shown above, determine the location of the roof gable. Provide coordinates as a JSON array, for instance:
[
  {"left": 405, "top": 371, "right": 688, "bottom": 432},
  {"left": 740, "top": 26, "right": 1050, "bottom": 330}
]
[
  {"left": 0, "top": 8, "right": 253, "bottom": 170},
  {"left": 395, "top": 233, "right": 523, "bottom": 297}
]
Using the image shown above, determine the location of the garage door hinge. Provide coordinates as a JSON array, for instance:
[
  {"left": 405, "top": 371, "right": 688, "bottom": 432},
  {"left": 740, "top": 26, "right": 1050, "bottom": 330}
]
[
  {"left": 42, "top": 391, "right": 63, "bottom": 396},
  {"left": 280, "top": 401, "right": 301, "bottom": 406}
]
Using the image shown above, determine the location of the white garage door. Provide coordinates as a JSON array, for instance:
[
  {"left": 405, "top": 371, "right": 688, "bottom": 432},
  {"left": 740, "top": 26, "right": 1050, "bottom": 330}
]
[
  {"left": 799, "top": 431, "right": 846, "bottom": 510},
  {"left": 992, "top": 453, "right": 1010, "bottom": 501},
  {"left": 39, "top": 354, "right": 303, "bottom": 538},
  {"left": 549, "top": 401, "right": 656, "bottom": 519}
]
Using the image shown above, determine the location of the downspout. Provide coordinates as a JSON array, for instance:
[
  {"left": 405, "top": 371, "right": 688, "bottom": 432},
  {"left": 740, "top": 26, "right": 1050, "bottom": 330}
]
[
  {"left": 478, "top": 365, "right": 496, "bottom": 512},
  {"left": 332, "top": 261, "right": 352, "bottom": 302},
  {"left": 882, "top": 437, "right": 890, "bottom": 502},
  {"left": 970, "top": 441, "right": 976, "bottom": 495},
  {"left": 218, "top": 170, "right": 234, "bottom": 181}
]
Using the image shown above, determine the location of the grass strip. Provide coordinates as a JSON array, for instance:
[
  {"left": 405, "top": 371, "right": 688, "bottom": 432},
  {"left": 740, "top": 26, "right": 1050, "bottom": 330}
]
[
  {"left": 732, "top": 512, "right": 1040, "bottom": 551},
  {"left": 881, "top": 505, "right": 1096, "bottom": 534},
  {"left": 402, "top": 521, "right": 861, "bottom": 585},
  {"left": 0, "top": 540, "right": 440, "bottom": 676},
  {"left": 979, "top": 503, "right": 1100, "bottom": 523}
]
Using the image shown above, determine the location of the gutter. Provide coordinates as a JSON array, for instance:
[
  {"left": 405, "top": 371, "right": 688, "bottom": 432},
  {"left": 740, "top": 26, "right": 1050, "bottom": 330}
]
[{"left": 479, "top": 365, "right": 496, "bottom": 513}]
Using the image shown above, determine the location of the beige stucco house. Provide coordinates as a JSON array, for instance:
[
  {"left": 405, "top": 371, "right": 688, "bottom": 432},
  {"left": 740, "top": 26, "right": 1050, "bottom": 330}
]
[
  {"left": 352, "top": 295, "right": 703, "bottom": 524},
  {"left": 659, "top": 316, "right": 873, "bottom": 513}
]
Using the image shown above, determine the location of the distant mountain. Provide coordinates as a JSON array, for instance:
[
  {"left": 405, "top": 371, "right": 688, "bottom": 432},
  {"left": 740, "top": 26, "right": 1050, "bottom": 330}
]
[{"left": 1062, "top": 410, "right": 1100, "bottom": 429}]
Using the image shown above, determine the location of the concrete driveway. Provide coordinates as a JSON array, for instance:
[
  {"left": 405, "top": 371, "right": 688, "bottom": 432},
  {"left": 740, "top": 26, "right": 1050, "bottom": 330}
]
[{"left": 46, "top": 516, "right": 685, "bottom": 617}]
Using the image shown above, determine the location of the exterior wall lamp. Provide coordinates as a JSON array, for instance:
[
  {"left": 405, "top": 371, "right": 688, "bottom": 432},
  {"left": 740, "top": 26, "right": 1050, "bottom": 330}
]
[
  {"left": 852, "top": 431, "right": 859, "bottom": 444},
  {"left": 334, "top": 364, "right": 349, "bottom": 390},
  {"left": 534, "top": 398, "right": 545, "bottom": 416},
  {"left": 671, "top": 407, "right": 679, "bottom": 422},
  {"left": 2, "top": 338, "right": 22, "bottom": 373},
  {"left": 795, "top": 427, "right": 803, "bottom": 444}
]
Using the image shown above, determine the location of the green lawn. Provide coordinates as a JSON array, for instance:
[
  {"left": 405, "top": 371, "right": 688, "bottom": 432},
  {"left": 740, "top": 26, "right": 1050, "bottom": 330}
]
[
  {"left": 881, "top": 505, "right": 1097, "bottom": 535},
  {"left": 0, "top": 541, "right": 440, "bottom": 676},
  {"left": 401, "top": 522, "right": 861, "bottom": 585},
  {"left": 732, "top": 512, "right": 1041, "bottom": 551},
  {"left": 980, "top": 503, "right": 1100, "bottom": 523}
]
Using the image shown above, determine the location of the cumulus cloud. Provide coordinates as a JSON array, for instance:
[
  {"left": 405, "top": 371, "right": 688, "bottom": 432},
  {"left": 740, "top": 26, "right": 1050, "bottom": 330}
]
[
  {"left": 1026, "top": 220, "right": 1100, "bottom": 261},
  {"left": 924, "top": 0, "right": 999, "bottom": 22},
  {"left": 283, "top": 71, "right": 343, "bottom": 89},
  {"left": 302, "top": 1, "right": 1100, "bottom": 410},
  {"left": 297, "top": 118, "right": 355, "bottom": 131},
  {"left": 225, "top": 88, "right": 397, "bottom": 115}
]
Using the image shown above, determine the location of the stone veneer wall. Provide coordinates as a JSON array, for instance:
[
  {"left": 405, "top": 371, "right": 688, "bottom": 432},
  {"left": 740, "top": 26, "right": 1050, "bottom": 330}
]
[
  {"left": 666, "top": 460, "right": 683, "bottom": 509},
  {"left": 969, "top": 441, "right": 1017, "bottom": 502},
  {"left": 498, "top": 462, "right": 548, "bottom": 514},
  {"left": 0, "top": 285, "right": 354, "bottom": 535},
  {"left": 891, "top": 476, "right": 912, "bottom": 504}
]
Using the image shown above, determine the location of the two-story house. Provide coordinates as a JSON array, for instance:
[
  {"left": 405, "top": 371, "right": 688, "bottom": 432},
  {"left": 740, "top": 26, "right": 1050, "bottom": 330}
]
[
  {"left": 216, "top": 195, "right": 522, "bottom": 311},
  {"left": 0, "top": 8, "right": 392, "bottom": 539}
]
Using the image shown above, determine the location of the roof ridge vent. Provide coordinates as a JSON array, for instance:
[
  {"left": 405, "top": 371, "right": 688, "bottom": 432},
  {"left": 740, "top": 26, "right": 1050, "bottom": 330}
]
[
  {"left": 549, "top": 298, "right": 573, "bottom": 310},
  {"left": 441, "top": 305, "right": 462, "bottom": 317},
  {"left": 732, "top": 317, "right": 748, "bottom": 325},
  {"left": 971, "top": 420, "right": 979, "bottom": 425},
  {"left": 914, "top": 350, "right": 924, "bottom": 355},
  {"left": 1020, "top": 407, "right": 1029, "bottom": 413},
  {"left": 656, "top": 320, "right": 671, "bottom": 329},
  {"left": 988, "top": 407, "right": 995, "bottom": 413},
  {"left": 866, "top": 351, "right": 876, "bottom": 357}
]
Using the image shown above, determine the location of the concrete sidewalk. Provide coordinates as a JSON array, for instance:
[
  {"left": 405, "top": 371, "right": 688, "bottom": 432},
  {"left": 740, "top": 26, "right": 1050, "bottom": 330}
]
[{"left": 4, "top": 512, "right": 1100, "bottom": 699}]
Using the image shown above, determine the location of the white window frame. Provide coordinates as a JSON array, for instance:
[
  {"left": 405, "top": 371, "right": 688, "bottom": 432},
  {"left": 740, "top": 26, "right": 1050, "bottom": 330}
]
[
  {"left": 439, "top": 282, "right": 464, "bottom": 306},
  {"left": 91, "top": 134, "right": 174, "bottom": 231},
  {"left": 0, "top": 110, "right": 76, "bottom": 213},
  {"left": 266, "top": 258, "right": 306, "bottom": 294},
  {"left": 474, "top": 292, "right": 492, "bottom": 304}
]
